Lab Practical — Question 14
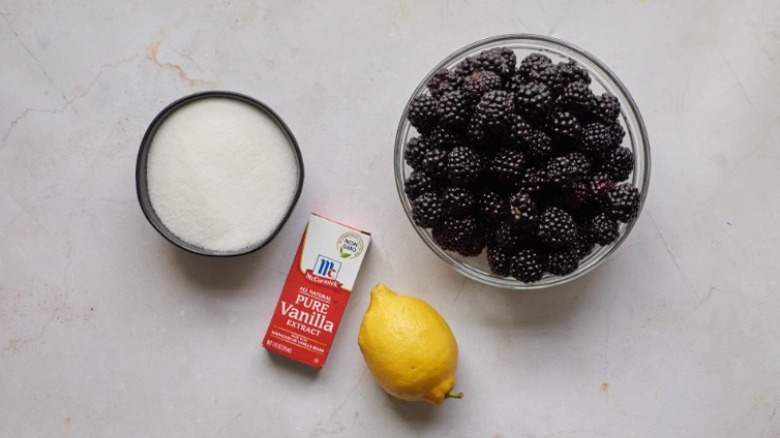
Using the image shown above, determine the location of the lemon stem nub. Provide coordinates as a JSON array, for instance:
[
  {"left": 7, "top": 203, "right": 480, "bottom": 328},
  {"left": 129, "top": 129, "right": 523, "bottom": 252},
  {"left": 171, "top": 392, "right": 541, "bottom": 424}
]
[{"left": 446, "top": 391, "right": 464, "bottom": 400}]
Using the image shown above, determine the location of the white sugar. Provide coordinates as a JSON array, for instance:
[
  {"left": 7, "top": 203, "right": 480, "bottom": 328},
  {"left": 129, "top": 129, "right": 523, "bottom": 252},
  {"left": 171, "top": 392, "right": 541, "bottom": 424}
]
[{"left": 146, "top": 97, "right": 300, "bottom": 252}]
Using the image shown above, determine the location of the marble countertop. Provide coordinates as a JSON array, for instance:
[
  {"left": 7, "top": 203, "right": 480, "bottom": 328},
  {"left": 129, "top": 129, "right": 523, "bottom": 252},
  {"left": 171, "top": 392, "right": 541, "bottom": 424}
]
[{"left": 2, "top": 1, "right": 779, "bottom": 437}]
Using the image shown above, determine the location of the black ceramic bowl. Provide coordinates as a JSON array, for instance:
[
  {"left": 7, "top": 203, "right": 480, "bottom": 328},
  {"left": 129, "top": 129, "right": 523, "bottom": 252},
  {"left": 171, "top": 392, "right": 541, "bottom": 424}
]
[{"left": 136, "top": 91, "right": 304, "bottom": 257}]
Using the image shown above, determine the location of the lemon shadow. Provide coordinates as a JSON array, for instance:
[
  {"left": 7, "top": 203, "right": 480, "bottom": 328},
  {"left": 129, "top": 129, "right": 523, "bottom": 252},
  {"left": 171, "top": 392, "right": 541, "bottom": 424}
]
[{"left": 387, "top": 396, "right": 442, "bottom": 423}]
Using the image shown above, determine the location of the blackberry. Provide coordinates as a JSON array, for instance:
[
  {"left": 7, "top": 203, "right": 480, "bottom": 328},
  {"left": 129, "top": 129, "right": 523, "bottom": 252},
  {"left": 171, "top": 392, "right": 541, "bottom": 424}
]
[
  {"left": 601, "top": 147, "right": 634, "bottom": 181},
  {"left": 432, "top": 215, "right": 484, "bottom": 255},
  {"left": 608, "top": 121, "right": 626, "bottom": 147},
  {"left": 510, "top": 249, "right": 544, "bottom": 283},
  {"left": 461, "top": 70, "right": 502, "bottom": 103},
  {"left": 589, "top": 172, "right": 615, "bottom": 200},
  {"left": 560, "top": 81, "right": 595, "bottom": 114},
  {"left": 523, "top": 130, "right": 553, "bottom": 162},
  {"left": 519, "top": 167, "right": 550, "bottom": 196},
  {"left": 557, "top": 59, "right": 591, "bottom": 85},
  {"left": 404, "top": 136, "right": 430, "bottom": 170},
  {"left": 476, "top": 47, "right": 516, "bottom": 81},
  {"left": 587, "top": 172, "right": 615, "bottom": 212},
  {"left": 490, "top": 220, "right": 522, "bottom": 251},
  {"left": 509, "top": 114, "right": 554, "bottom": 161},
  {"left": 557, "top": 181, "right": 592, "bottom": 210},
  {"left": 546, "top": 152, "right": 592, "bottom": 185},
  {"left": 518, "top": 53, "right": 553, "bottom": 80},
  {"left": 426, "top": 127, "right": 460, "bottom": 151},
  {"left": 544, "top": 247, "right": 580, "bottom": 276},
  {"left": 453, "top": 56, "right": 480, "bottom": 80},
  {"left": 531, "top": 65, "right": 568, "bottom": 96},
  {"left": 478, "top": 190, "right": 507, "bottom": 223},
  {"left": 408, "top": 94, "right": 438, "bottom": 134},
  {"left": 421, "top": 147, "right": 449, "bottom": 181},
  {"left": 607, "top": 182, "right": 640, "bottom": 223},
  {"left": 514, "top": 82, "right": 553, "bottom": 120},
  {"left": 466, "top": 117, "right": 486, "bottom": 146},
  {"left": 546, "top": 110, "right": 582, "bottom": 140},
  {"left": 508, "top": 113, "right": 532, "bottom": 144},
  {"left": 411, "top": 192, "right": 444, "bottom": 228},
  {"left": 593, "top": 93, "right": 620, "bottom": 122},
  {"left": 446, "top": 146, "right": 484, "bottom": 186},
  {"left": 487, "top": 245, "right": 511, "bottom": 277},
  {"left": 537, "top": 206, "right": 577, "bottom": 248},
  {"left": 508, "top": 192, "right": 539, "bottom": 229},
  {"left": 426, "top": 68, "right": 460, "bottom": 100},
  {"left": 590, "top": 212, "right": 619, "bottom": 245},
  {"left": 404, "top": 170, "right": 434, "bottom": 199},
  {"left": 468, "top": 90, "right": 515, "bottom": 143},
  {"left": 507, "top": 73, "right": 528, "bottom": 93},
  {"left": 441, "top": 187, "right": 476, "bottom": 217},
  {"left": 580, "top": 123, "right": 613, "bottom": 156},
  {"left": 574, "top": 221, "right": 596, "bottom": 259},
  {"left": 459, "top": 234, "right": 487, "bottom": 257},
  {"left": 436, "top": 91, "right": 471, "bottom": 129},
  {"left": 488, "top": 148, "right": 526, "bottom": 185}
]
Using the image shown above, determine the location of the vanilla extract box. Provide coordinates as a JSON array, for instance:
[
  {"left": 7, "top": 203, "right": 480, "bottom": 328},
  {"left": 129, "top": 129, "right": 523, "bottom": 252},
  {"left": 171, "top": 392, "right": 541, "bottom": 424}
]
[{"left": 263, "top": 214, "right": 370, "bottom": 368}]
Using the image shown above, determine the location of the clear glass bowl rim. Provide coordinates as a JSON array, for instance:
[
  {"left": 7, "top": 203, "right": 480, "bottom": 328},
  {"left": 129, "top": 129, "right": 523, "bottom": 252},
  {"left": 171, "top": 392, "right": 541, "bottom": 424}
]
[{"left": 393, "top": 34, "right": 651, "bottom": 290}]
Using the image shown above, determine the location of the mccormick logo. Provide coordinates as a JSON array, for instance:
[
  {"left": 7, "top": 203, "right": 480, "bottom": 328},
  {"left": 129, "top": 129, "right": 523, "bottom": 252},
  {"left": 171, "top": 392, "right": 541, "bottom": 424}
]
[
  {"left": 314, "top": 255, "right": 341, "bottom": 279},
  {"left": 304, "top": 255, "right": 343, "bottom": 289}
]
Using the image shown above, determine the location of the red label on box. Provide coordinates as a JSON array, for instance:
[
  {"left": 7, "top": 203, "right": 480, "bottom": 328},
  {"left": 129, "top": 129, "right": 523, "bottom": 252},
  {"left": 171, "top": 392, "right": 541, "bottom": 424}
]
[{"left": 263, "top": 214, "right": 370, "bottom": 368}]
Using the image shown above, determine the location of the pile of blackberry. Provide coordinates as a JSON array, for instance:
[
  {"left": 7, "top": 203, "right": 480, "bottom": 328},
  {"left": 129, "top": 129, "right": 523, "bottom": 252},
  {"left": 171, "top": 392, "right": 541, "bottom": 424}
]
[{"left": 403, "top": 48, "right": 641, "bottom": 283}]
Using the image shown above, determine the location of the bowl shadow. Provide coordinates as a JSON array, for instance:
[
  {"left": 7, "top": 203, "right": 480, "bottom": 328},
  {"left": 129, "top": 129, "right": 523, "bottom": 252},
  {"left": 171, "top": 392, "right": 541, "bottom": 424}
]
[
  {"left": 476, "top": 265, "right": 610, "bottom": 329},
  {"left": 171, "top": 245, "right": 262, "bottom": 296}
]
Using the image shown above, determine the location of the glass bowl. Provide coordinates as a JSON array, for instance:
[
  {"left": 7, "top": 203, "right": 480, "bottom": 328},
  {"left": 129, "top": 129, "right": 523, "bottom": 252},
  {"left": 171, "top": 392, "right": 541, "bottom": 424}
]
[{"left": 394, "top": 34, "right": 650, "bottom": 289}]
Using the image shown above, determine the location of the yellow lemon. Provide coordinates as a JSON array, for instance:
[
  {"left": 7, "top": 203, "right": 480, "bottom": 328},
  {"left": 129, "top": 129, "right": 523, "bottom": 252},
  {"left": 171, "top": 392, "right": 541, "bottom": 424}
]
[{"left": 357, "top": 284, "right": 462, "bottom": 404}]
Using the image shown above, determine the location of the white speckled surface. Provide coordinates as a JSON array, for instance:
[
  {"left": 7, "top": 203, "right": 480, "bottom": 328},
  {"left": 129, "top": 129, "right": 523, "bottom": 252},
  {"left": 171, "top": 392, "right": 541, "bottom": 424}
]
[{"left": 2, "top": 1, "right": 779, "bottom": 437}]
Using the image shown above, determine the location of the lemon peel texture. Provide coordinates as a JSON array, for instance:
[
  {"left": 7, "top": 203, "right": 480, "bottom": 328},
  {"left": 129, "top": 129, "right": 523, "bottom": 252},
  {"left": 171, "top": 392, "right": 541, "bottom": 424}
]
[{"left": 358, "top": 284, "right": 462, "bottom": 404}]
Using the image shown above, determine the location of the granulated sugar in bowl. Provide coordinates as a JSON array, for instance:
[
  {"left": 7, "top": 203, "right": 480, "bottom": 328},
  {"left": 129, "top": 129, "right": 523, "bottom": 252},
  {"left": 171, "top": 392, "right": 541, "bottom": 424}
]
[{"left": 136, "top": 91, "right": 304, "bottom": 256}]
